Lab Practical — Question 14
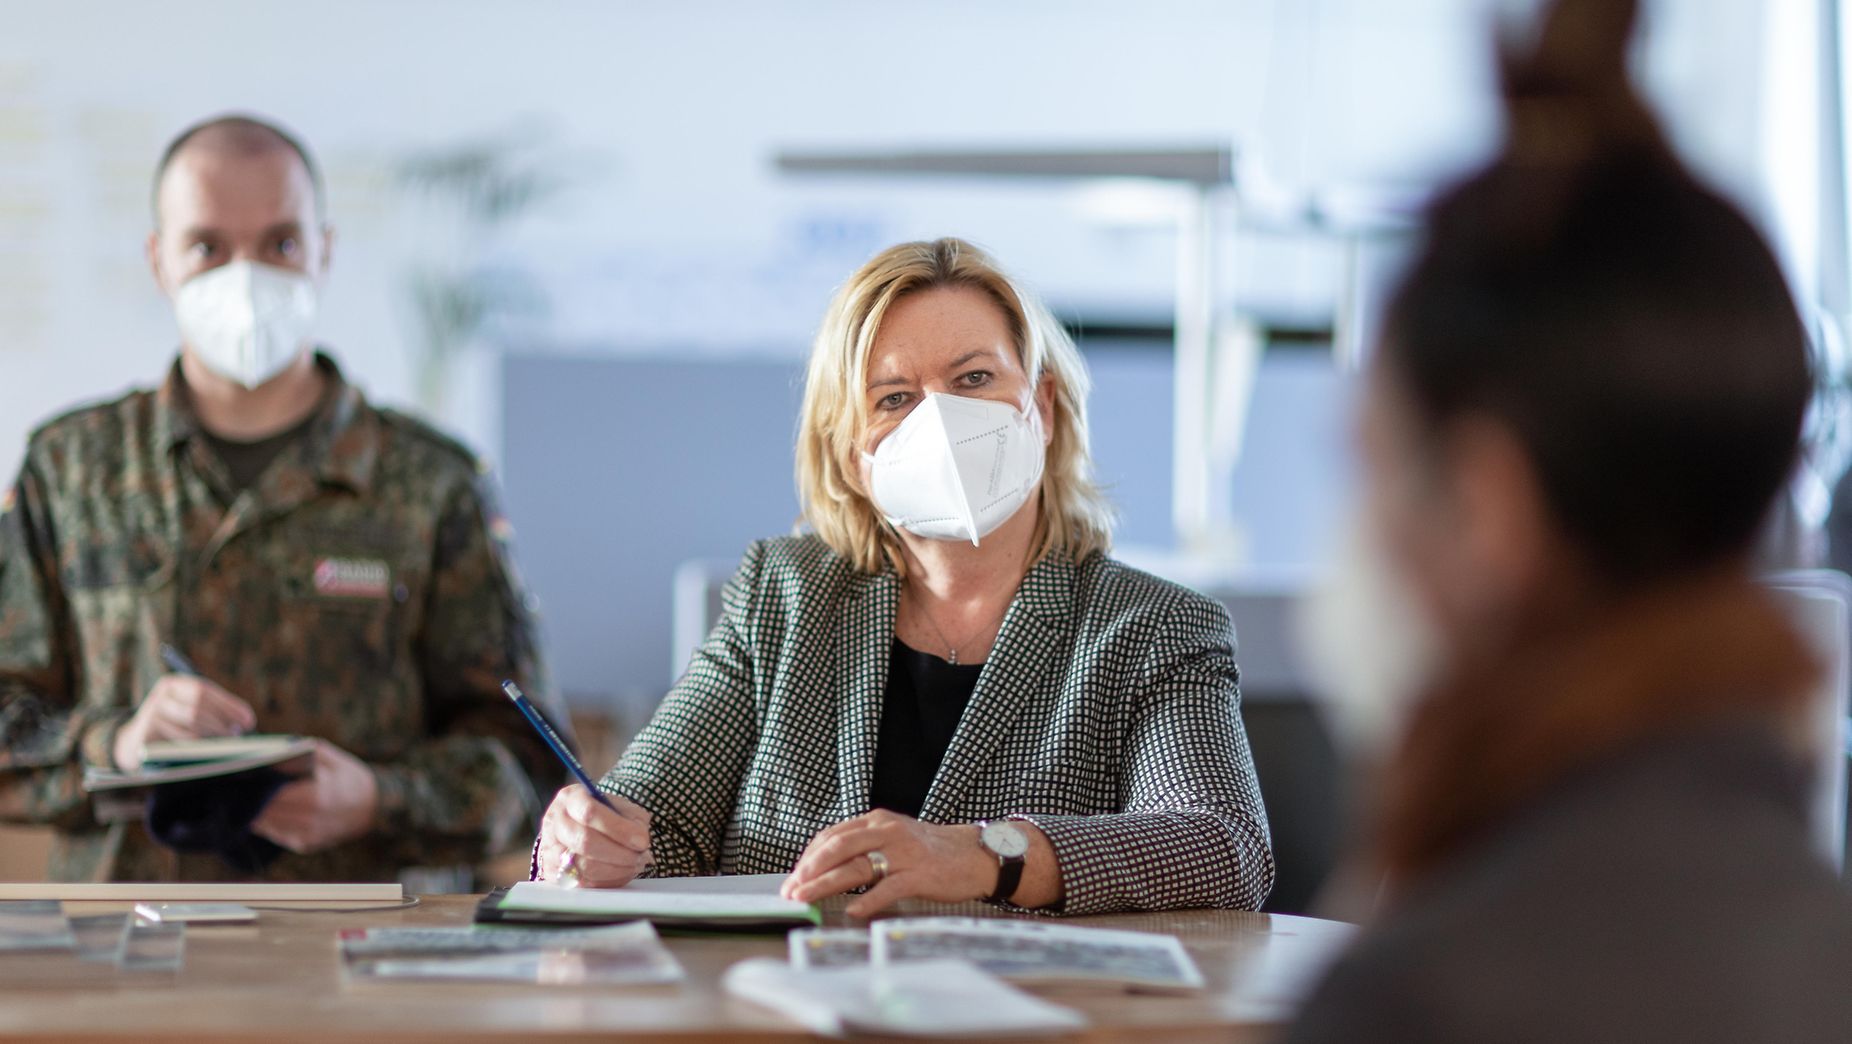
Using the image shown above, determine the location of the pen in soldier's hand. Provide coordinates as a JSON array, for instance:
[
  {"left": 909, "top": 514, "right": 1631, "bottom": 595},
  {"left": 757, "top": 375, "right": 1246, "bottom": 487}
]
[
  {"left": 159, "top": 643, "right": 201, "bottom": 678},
  {"left": 157, "top": 643, "right": 253, "bottom": 737}
]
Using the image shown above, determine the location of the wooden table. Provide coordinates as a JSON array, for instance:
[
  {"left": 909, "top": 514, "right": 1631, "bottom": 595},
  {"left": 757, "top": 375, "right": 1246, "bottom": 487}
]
[{"left": 0, "top": 895, "right": 1355, "bottom": 1042}]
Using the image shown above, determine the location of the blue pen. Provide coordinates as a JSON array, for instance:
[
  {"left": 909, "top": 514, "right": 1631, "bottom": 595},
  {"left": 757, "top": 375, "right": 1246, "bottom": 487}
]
[
  {"left": 159, "top": 644, "right": 201, "bottom": 678},
  {"left": 501, "top": 680, "right": 619, "bottom": 812}
]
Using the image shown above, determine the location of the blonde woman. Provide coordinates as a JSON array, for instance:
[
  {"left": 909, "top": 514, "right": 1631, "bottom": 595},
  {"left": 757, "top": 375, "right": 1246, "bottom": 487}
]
[{"left": 533, "top": 238, "right": 1273, "bottom": 915}]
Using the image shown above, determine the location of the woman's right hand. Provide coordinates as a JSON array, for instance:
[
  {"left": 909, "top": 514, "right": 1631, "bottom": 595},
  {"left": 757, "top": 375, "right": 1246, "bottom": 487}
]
[{"left": 536, "top": 785, "right": 654, "bottom": 887}]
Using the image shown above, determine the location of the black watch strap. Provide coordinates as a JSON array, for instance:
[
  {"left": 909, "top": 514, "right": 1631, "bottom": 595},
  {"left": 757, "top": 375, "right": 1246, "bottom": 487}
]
[{"left": 987, "top": 852, "right": 1026, "bottom": 904}]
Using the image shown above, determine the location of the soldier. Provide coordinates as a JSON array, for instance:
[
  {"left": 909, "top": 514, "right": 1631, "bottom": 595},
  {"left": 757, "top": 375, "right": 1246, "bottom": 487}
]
[{"left": 0, "top": 113, "right": 568, "bottom": 883}]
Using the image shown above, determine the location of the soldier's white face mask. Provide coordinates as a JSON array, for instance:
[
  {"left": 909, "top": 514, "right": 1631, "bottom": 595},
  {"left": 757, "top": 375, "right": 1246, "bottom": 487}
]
[
  {"left": 173, "top": 260, "right": 318, "bottom": 390},
  {"left": 1293, "top": 510, "right": 1442, "bottom": 760},
  {"left": 863, "top": 391, "right": 1046, "bottom": 546}
]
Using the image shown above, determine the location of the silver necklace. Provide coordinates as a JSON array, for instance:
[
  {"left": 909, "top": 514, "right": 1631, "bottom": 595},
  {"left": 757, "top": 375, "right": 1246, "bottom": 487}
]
[{"left": 905, "top": 583, "right": 1000, "bottom": 665}]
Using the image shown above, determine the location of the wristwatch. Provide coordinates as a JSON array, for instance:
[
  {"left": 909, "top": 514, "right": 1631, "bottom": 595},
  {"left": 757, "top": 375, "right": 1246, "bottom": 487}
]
[{"left": 976, "top": 818, "right": 1030, "bottom": 903}]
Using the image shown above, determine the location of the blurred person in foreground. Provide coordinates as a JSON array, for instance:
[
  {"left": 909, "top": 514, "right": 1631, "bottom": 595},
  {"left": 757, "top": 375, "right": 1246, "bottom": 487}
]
[
  {"left": 1285, "top": 1, "right": 1852, "bottom": 1040},
  {"left": 0, "top": 113, "right": 565, "bottom": 883},
  {"left": 533, "top": 238, "right": 1274, "bottom": 916}
]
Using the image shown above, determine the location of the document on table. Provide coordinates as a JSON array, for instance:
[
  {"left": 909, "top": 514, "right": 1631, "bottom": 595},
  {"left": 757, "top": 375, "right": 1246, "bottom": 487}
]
[
  {"left": 70, "top": 914, "right": 130, "bottom": 963},
  {"left": 1223, "top": 914, "right": 1360, "bottom": 1023},
  {"left": 790, "top": 928, "right": 873, "bottom": 969},
  {"left": 0, "top": 900, "right": 75, "bottom": 951},
  {"left": 0, "top": 882, "right": 402, "bottom": 902},
  {"left": 871, "top": 917, "right": 1206, "bottom": 992},
  {"left": 340, "top": 922, "right": 684, "bottom": 986},
  {"left": 116, "top": 921, "right": 186, "bottom": 973},
  {"left": 724, "top": 957, "right": 1088, "bottom": 1038},
  {"left": 0, "top": 903, "right": 185, "bottom": 981},
  {"left": 493, "top": 878, "right": 819, "bottom": 928}
]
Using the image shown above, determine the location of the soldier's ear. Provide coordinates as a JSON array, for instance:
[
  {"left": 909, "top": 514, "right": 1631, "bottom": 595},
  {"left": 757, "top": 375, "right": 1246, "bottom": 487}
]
[
  {"left": 146, "top": 229, "right": 169, "bottom": 298},
  {"left": 317, "top": 223, "right": 335, "bottom": 280}
]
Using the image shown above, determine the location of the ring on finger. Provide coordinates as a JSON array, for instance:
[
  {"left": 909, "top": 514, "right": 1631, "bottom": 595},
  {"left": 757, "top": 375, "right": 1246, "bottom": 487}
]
[
  {"left": 866, "top": 849, "right": 890, "bottom": 884},
  {"left": 559, "top": 851, "right": 583, "bottom": 888}
]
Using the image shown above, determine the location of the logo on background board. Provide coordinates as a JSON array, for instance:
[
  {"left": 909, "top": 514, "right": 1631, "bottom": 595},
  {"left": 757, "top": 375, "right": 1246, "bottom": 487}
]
[{"left": 313, "top": 557, "right": 390, "bottom": 599}]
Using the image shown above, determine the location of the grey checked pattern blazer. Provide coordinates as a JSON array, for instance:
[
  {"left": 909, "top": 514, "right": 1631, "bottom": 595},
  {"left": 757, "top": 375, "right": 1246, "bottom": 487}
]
[{"left": 598, "top": 535, "right": 1274, "bottom": 914}]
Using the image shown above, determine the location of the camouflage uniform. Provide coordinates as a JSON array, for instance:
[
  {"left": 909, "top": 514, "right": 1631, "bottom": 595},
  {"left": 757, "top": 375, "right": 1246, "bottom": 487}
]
[{"left": 0, "top": 353, "right": 568, "bottom": 883}]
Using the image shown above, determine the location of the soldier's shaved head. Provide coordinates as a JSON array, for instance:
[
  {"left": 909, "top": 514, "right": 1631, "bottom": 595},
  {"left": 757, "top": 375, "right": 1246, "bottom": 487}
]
[{"left": 152, "top": 114, "right": 324, "bottom": 225}]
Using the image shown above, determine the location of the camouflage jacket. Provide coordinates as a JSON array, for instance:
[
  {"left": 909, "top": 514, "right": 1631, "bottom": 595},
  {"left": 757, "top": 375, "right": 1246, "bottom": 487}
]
[{"left": 0, "top": 353, "right": 569, "bottom": 883}]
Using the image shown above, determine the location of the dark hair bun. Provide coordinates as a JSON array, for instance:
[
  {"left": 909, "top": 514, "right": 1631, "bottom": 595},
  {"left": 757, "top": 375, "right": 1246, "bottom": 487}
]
[
  {"left": 1381, "top": 0, "right": 1811, "bottom": 588},
  {"left": 1499, "top": 0, "right": 1660, "bottom": 164}
]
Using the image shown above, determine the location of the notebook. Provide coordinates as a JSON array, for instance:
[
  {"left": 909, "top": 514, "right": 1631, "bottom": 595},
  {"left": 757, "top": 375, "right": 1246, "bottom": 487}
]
[
  {"left": 478, "top": 875, "right": 820, "bottom": 932},
  {"left": 140, "top": 735, "right": 308, "bottom": 766},
  {"left": 82, "top": 735, "right": 316, "bottom": 792}
]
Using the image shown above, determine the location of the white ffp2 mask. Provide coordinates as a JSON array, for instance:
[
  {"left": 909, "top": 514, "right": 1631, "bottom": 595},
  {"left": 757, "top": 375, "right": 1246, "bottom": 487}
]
[
  {"left": 863, "top": 392, "right": 1046, "bottom": 546},
  {"left": 173, "top": 260, "right": 318, "bottom": 389}
]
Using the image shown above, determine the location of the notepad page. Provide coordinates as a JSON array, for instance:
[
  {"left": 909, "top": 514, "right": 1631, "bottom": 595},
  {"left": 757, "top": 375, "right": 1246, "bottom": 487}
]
[
  {"left": 723, "top": 957, "right": 1088, "bottom": 1038},
  {"left": 501, "top": 880, "right": 814, "bottom": 918},
  {"left": 617, "top": 873, "right": 790, "bottom": 896}
]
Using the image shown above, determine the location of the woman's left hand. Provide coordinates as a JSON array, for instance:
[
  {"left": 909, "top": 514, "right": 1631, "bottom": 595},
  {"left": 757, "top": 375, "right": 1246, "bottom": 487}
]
[{"left": 781, "top": 809, "right": 996, "bottom": 918}]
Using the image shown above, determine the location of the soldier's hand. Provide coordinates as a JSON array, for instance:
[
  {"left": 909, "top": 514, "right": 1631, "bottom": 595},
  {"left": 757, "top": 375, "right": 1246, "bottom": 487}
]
[
  {"left": 113, "top": 674, "right": 258, "bottom": 771},
  {"left": 250, "top": 740, "right": 380, "bottom": 855},
  {"left": 536, "top": 785, "right": 653, "bottom": 888}
]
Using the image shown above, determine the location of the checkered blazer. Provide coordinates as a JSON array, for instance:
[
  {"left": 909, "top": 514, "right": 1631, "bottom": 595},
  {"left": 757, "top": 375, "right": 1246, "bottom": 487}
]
[{"left": 598, "top": 535, "right": 1274, "bottom": 914}]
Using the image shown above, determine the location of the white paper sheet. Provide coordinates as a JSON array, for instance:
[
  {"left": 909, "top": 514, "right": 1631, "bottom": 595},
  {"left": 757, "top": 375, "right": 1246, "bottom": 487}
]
[
  {"left": 617, "top": 873, "right": 790, "bottom": 896},
  {"left": 501, "top": 879, "right": 816, "bottom": 922},
  {"left": 82, "top": 737, "right": 316, "bottom": 791},
  {"left": 872, "top": 917, "right": 1206, "bottom": 992},
  {"left": 0, "top": 900, "right": 75, "bottom": 951},
  {"left": 724, "top": 957, "right": 1087, "bottom": 1038},
  {"left": 341, "top": 921, "right": 684, "bottom": 986}
]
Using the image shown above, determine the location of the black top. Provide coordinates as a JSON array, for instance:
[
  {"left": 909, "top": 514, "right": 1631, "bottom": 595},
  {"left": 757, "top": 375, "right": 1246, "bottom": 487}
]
[
  {"left": 203, "top": 413, "right": 316, "bottom": 491},
  {"left": 869, "top": 639, "right": 983, "bottom": 817}
]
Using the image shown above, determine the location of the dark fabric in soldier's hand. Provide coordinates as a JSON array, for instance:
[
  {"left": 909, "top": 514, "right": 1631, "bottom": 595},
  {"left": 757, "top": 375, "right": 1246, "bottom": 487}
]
[{"left": 146, "top": 768, "right": 291, "bottom": 874}]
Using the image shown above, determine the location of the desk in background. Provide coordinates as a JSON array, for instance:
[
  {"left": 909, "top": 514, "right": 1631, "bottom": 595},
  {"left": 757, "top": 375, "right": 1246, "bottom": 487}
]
[{"left": 0, "top": 895, "right": 1354, "bottom": 1042}]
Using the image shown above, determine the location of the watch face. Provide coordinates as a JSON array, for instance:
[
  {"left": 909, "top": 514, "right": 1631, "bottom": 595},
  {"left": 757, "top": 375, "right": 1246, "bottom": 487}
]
[{"left": 981, "top": 821, "right": 1030, "bottom": 859}]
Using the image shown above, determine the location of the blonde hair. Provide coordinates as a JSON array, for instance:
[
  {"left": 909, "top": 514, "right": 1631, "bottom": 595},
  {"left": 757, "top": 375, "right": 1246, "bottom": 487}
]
[{"left": 796, "top": 237, "right": 1114, "bottom": 575}]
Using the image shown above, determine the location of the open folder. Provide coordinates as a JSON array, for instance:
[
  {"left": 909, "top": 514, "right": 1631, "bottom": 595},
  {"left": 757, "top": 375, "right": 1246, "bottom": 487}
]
[
  {"left": 478, "top": 875, "right": 820, "bottom": 932},
  {"left": 82, "top": 735, "right": 315, "bottom": 792}
]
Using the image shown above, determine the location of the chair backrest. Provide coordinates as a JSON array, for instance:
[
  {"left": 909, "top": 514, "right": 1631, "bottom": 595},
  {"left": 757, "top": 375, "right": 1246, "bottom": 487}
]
[
  {"left": 1764, "top": 569, "right": 1852, "bottom": 872},
  {"left": 1205, "top": 582, "right": 1344, "bottom": 915},
  {"left": 670, "top": 557, "right": 741, "bottom": 684}
]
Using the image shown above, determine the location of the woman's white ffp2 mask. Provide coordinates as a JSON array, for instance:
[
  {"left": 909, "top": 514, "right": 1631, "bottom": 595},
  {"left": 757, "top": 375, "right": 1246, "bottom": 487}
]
[
  {"left": 864, "top": 392, "right": 1046, "bottom": 546},
  {"left": 173, "top": 260, "right": 319, "bottom": 389}
]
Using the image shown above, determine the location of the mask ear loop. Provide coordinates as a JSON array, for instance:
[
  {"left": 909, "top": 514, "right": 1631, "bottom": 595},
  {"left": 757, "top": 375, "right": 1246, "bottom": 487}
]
[{"left": 1010, "top": 389, "right": 1049, "bottom": 510}]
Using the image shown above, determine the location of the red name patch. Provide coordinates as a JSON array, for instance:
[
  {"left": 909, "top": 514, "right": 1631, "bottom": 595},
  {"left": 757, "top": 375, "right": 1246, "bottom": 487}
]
[{"left": 313, "top": 558, "right": 390, "bottom": 599}]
